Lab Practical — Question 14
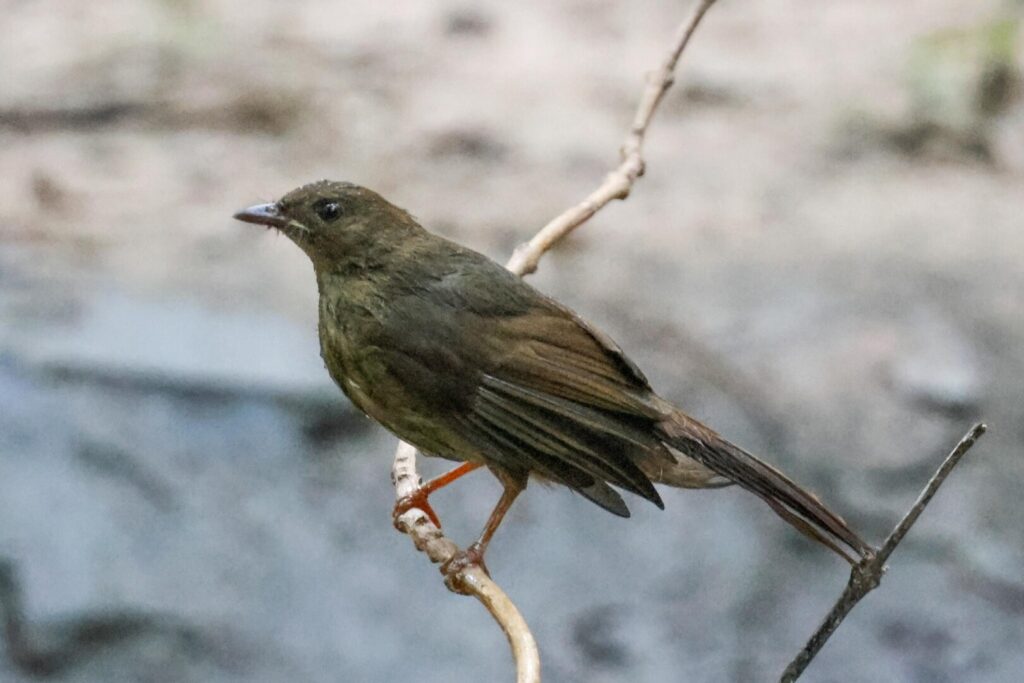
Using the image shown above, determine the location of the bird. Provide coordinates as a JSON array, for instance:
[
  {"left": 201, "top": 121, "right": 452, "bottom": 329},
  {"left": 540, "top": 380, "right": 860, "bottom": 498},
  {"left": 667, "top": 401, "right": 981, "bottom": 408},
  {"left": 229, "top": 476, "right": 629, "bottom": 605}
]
[{"left": 234, "top": 180, "right": 870, "bottom": 579}]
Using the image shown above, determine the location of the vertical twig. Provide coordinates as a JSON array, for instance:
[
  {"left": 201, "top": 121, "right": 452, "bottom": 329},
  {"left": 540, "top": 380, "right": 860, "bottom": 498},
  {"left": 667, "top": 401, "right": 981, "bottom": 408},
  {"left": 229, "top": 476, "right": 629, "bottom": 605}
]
[
  {"left": 392, "top": 444, "right": 540, "bottom": 682},
  {"left": 507, "top": 0, "right": 719, "bottom": 277}
]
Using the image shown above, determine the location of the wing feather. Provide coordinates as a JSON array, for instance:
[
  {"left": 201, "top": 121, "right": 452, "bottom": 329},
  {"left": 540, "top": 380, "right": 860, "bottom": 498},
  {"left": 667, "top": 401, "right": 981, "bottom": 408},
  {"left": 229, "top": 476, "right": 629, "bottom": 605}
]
[
  {"left": 476, "top": 380, "right": 661, "bottom": 505},
  {"left": 366, "top": 260, "right": 678, "bottom": 515}
]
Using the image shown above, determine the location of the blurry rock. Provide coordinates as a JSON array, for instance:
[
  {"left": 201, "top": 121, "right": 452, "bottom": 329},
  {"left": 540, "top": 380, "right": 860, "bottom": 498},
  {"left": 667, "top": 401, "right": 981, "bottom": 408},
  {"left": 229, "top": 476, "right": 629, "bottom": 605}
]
[
  {"left": 571, "top": 605, "right": 630, "bottom": 669},
  {"left": 0, "top": 90, "right": 305, "bottom": 136},
  {"left": 835, "top": 17, "right": 1020, "bottom": 165},
  {"left": 681, "top": 81, "right": 745, "bottom": 108},
  {"left": 907, "top": 19, "right": 1019, "bottom": 123},
  {"left": 219, "top": 91, "right": 305, "bottom": 135},
  {"left": 30, "top": 172, "right": 69, "bottom": 214},
  {"left": 300, "top": 409, "right": 373, "bottom": 448},
  {"left": 0, "top": 102, "right": 143, "bottom": 134},
  {"left": 149, "top": 87, "right": 306, "bottom": 135},
  {"left": 836, "top": 112, "right": 994, "bottom": 164},
  {"left": 977, "top": 58, "right": 1018, "bottom": 117},
  {"left": 884, "top": 119, "right": 992, "bottom": 163},
  {"left": 878, "top": 618, "right": 955, "bottom": 653},
  {"left": 5, "top": 288, "right": 340, "bottom": 406},
  {"left": 76, "top": 440, "right": 177, "bottom": 512},
  {"left": 427, "top": 127, "right": 508, "bottom": 162},
  {"left": 0, "top": 559, "right": 210, "bottom": 678},
  {"left": 958, "top": 570, "right": 1024, "bottom": 616},
  {"left": 443, "top": 8, "right": 493, "bottom": 38},
  {"left": 886, "top": 310, "right": 982, "bottom": 416}
]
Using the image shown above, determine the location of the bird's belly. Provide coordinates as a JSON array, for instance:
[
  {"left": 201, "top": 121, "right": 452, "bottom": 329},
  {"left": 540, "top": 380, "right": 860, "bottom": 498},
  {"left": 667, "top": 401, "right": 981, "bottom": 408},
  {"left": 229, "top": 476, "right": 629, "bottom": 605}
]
[
  {"left": 327, "top": 350, "right": 479, "bottom": 464},
  {"left": 318, "top": 314, "right": 483, "bottom": 464}
]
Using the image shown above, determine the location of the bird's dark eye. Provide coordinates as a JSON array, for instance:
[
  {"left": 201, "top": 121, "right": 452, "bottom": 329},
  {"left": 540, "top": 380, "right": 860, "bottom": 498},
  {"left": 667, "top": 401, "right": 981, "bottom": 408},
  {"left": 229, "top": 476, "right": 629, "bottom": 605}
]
[{"left": 314, "top": 199, "right": 342, "bottom": 222}]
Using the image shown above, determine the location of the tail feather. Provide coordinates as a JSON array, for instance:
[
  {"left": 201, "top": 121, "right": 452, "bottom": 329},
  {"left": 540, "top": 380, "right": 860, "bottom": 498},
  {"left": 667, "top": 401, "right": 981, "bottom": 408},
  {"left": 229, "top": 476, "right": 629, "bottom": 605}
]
[{"left": 660, "top": 412, "right": 871, "bottom": 563}]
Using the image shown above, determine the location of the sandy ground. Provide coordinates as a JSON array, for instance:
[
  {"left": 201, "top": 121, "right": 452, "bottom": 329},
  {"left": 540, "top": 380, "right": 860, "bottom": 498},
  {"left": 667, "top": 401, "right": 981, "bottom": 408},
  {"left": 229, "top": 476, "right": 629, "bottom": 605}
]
[{"left": 1, "top": 1, "right": 1023, "bottom": 681}]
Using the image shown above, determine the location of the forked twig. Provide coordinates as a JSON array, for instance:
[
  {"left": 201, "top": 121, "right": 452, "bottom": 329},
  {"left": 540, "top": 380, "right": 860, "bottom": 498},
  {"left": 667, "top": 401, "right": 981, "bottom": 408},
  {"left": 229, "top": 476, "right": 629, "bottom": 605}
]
[
  {"left": 389, "top": 2, "right": 721, "bottom": 681},
  {"left": 780, "top": 423, "right": 988, "bottom": 682}
]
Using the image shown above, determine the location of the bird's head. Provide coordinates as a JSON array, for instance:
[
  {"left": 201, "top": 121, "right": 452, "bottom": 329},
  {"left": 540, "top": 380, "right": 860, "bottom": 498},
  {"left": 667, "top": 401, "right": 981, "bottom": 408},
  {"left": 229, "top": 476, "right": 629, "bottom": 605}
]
[{"left": 234, "top": 180, "right": 421, "bottom": 269}]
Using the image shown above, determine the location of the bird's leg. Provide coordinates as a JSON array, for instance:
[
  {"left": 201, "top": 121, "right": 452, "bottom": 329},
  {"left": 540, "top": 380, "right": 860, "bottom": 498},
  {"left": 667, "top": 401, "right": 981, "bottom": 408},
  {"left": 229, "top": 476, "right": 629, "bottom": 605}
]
[
  {"left": 393, "top": 462, "right": 482, "bottom": 529},
  {"left": 441, "top": 473, "right": 526, "bottom": 592}
]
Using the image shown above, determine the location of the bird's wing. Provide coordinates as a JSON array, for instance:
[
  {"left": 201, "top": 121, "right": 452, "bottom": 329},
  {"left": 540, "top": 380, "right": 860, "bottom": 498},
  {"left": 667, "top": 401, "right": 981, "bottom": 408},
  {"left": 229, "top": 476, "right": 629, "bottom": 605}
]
[{"left": 373, "top": 261, "right": 675, "bottom": 516}]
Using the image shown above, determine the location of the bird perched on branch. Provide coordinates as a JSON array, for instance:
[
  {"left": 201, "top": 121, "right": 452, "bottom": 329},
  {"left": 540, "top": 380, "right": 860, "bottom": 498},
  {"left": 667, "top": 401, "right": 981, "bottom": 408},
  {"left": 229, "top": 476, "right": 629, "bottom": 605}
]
[{"left": 235, "top": 180, "right": 870, "bottom": 578}]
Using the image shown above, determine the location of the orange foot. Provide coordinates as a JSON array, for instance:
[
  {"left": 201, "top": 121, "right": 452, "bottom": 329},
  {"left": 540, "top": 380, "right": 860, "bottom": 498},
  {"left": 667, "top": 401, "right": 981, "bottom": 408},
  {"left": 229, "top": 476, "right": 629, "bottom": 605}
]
[
  {"left": 392, "top": 488, "right": 442, "bottom": 530},
  {"left": 440, "top": 543, "right": 488, "bottom": 595}
]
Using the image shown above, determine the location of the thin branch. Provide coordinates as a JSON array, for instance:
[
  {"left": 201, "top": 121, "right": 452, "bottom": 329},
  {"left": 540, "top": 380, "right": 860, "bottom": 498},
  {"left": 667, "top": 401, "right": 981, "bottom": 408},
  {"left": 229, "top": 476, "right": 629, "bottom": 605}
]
[
  {"left": 779, "top": 423, "right": 988, "bottom": 682},
  {"left": 506, "top": 0, "right": 718, "bottom": 277},
  {"left": 388, "top": 1, "right": 720, "bottom": 680},
  {"left": 391, "top": 443, "right": 539, "bottom": 682}
]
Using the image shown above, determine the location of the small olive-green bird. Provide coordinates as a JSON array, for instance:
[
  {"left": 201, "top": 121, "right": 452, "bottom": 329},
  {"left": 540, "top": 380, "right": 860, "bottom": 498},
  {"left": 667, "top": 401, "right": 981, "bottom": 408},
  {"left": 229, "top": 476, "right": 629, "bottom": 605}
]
[{"left": 235, "top": 180, "right": 869, "bottom": 575}]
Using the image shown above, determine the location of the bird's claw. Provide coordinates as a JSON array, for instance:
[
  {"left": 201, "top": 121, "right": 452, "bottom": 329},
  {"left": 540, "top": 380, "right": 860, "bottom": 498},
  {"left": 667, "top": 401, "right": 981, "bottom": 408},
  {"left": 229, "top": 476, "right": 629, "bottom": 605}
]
[{"left": 392, "top": 488, "right": 442, "bottom": 530}]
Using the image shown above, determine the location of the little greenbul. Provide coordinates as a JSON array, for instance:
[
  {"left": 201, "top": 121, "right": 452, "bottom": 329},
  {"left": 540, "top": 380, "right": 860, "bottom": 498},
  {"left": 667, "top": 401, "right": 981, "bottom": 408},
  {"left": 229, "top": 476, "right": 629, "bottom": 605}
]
[{"left": 235, "top": 180, "right": 870, "bottom": 578}]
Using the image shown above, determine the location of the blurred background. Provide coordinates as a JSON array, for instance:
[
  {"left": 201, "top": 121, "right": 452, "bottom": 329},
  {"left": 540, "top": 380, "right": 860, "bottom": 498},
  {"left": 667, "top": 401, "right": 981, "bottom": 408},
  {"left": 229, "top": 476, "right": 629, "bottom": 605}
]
[{"left": 1, "top": 0, "right": 1023, "bottom": 681}]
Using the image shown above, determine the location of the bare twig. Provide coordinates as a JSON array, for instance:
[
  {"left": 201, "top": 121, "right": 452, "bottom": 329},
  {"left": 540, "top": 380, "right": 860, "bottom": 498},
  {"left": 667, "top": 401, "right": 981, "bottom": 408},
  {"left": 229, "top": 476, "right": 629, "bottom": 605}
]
[
  {"left": 779, "top": 423, "right": 988, "bottom": 682},
  {"left": 388, "top": 1, "right": 720, "bottom": 680},
  {"left": 391, "top": 444, "right": 540, "bottom": 682},
  {"left": 506, "top": 0, "right": 718, "bottom": 277}
]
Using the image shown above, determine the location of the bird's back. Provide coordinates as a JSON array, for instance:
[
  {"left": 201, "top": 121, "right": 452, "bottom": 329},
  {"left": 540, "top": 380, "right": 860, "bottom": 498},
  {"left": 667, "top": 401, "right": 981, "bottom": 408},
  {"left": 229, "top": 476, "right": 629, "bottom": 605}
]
[{"left": 314, "top": 232, "right": 719, "bottom": 514}]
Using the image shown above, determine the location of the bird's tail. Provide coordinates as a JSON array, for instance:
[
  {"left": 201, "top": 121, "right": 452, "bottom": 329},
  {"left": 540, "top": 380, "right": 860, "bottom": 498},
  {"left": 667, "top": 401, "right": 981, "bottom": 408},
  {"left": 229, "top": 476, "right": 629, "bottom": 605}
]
[{"left": 659, "top": 411, "right": 871, "bottom": 564}]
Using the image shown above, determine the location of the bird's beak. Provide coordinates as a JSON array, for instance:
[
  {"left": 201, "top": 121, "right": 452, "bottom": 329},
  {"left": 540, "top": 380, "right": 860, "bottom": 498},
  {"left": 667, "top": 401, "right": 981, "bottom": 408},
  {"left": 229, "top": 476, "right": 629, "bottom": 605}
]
[{"left": 233, "top": 202, "right": 287, "bottom": 229}]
